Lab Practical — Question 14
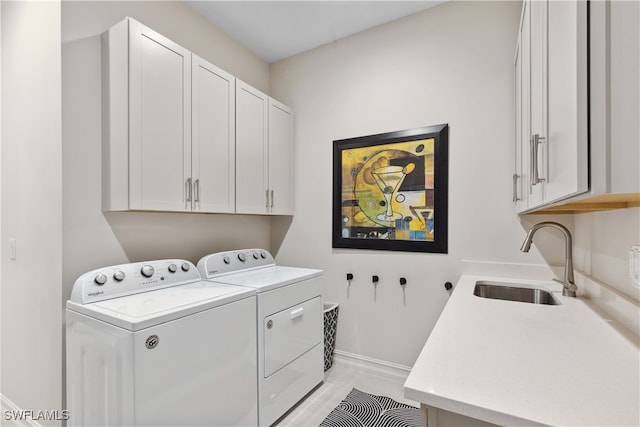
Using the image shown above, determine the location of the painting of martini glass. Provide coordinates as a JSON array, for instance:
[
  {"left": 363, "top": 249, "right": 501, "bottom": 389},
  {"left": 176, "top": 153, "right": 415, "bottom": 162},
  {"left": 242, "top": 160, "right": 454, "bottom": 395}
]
[
  {"left": 332, "top": 124, "right": 448, "bottom": 253},
  {"left": 372, "top": 165, "right": 410, "bottom": 222}
]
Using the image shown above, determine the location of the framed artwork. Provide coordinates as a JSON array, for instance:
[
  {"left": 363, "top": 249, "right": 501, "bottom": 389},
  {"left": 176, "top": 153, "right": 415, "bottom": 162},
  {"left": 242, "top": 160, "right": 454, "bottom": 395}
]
[{"left": 332, "top": 124, "right": 448, "bottom": 253}]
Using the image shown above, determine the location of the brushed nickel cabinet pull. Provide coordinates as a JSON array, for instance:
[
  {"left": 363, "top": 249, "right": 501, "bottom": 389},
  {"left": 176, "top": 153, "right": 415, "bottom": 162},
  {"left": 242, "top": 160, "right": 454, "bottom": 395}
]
[
  {"left": 531, "top": 134, "right": 546, "bottom": 185},
  {"left": 512, "top": 173, "right": 520, "bottom": 202},
  {"left": 186, "top": 178, "right": 192, "bottom": 202}
]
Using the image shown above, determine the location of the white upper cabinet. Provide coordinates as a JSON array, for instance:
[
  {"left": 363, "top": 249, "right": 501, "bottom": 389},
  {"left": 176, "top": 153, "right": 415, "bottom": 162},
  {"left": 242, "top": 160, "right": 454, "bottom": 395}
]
[
  {"left": 102, "top": 18, "right": 235, "bottom": 214},
  {"left": 589, "top": 0, "right": 640, "bottom": 196},
  {"left": 545, "top": 0, "right": 589, "bottom": 203},
  {"left": 513, "top": 0, "right": 588, "bottom": 213},
  {"left": 192, "top": 55, "right": 236, "bottom": 213},
  {"left": 236, "top": 80, "right": 269, "bottom": 215},
  {"left": 236, "top": 80, "right": 294, "bottom": 215},
  {"left": 103, "top": 18, "right": 191, "bottom": 212},
  {"left": 527, "top": 0, "right": 546, "bottom": 208},
  {"left": 513, "top": 2, "right": 529, "bottom": 212},
  {"left": 268, "top": 99, "right": 294, "bottom": 215}
]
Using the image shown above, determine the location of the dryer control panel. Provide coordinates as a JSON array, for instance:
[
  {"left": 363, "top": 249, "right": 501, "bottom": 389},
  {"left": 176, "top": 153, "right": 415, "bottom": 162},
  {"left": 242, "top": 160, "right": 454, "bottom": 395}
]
[
  {"left": 197, "top": 249, "right": 275, "bottom": 278},
  {"left": 69, "top": 259, "right": 201, "bottom": 304}
]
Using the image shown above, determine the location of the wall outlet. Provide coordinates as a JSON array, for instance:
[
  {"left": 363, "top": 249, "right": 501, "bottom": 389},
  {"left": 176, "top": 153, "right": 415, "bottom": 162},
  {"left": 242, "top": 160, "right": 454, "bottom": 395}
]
[{"left": 629, "top": 245, "right": 640, "bottom": 288}]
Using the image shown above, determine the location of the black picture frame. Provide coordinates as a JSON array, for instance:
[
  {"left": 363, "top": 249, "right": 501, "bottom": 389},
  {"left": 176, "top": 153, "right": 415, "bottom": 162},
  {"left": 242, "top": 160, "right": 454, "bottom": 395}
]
[{"left": 332, "top": 124, "right": 449, "bottom": 253}]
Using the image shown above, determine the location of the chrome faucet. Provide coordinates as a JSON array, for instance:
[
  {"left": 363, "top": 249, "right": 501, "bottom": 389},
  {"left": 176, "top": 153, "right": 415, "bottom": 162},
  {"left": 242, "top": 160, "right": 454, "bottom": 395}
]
[{"left": 520, "top": 221, "right": 577, "bottom": 297}]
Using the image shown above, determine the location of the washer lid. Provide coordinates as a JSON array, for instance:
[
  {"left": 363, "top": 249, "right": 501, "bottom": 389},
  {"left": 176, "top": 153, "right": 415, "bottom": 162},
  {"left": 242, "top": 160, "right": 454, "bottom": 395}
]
[
  {"left": 66, "top": 281, "right": 255, "bottom": 331},
  {"left": 210, "top": 266, "right": 322, "bottom": 293}
]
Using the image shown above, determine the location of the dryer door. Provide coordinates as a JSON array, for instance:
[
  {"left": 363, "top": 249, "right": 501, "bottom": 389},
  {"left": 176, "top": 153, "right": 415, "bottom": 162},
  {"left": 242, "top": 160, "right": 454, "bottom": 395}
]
[{"left": 264, "top": 296, "right": 322, "bottom": 377}]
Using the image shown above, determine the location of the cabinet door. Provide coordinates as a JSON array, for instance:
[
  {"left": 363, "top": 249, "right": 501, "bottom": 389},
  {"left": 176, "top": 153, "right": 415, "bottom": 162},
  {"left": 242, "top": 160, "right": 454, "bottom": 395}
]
[
  {"left": 268, "top": 99, "right": 294, "bottom": 215},
  {"left": 192, "top": 55, "right": 235, "bottom": 213},
  {"left": 236, "top": 80, "right": 269, "bottom": 214},
  {"left": 129, "top": 20, "right": 191, "bottom": 211},
  {"left": 513, "top": 31, "right": 526, "bottom": 212},
  {"left": 528, "top": 0, "right": 545, "bottom": 207},
  {"left": 517, "top": 0, "right": 532, "bottom": 212},
  {"left": 546, "top": 0, "right": 588, "bottom": 202}
]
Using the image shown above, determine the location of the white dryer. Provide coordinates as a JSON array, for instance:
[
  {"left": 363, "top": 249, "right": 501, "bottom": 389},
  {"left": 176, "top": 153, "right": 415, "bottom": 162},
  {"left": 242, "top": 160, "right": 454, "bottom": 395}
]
[
  {"left": 197, "top": 249, "right": 323, "bottom": 427},
  {"left": 66, "top": 259, "right": 257, "bottom": 427}
]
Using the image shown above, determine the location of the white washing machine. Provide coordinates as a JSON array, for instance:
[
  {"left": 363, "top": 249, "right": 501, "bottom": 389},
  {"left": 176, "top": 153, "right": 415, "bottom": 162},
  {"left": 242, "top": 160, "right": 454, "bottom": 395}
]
[
  {"left": 197, "top": 249, "right": 323, "bottom": 427},
  {"left": 66, "top": 259, "right": 257, "bottom": 427}
]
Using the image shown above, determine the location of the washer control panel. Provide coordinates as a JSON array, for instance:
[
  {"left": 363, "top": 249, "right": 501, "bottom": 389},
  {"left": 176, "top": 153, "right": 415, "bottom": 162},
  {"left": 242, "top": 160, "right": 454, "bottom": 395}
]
[
  {"left": 197, "top": 249, "right": 275, "bottom": 278},
  {"left": 70, "top": 259, "right": 200, "bottom": 304}
]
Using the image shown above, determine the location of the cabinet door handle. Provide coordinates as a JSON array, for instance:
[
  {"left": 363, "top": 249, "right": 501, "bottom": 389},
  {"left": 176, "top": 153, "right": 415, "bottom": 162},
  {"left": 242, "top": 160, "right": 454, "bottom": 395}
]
[
  {"left": 531, "top": 134, "right": 546, "bottom": 185},
  {"left": 529, "top": 135, "right": 534, "bottom": 187},
  {"left": 270, "top": 190, "right": 274, "bottom": 209},
  {"left": 512, "top": 174, "right": 520, "bottom": 202},
  {"left": 194, "top": 179, "right": 200, "bottom": 203},
  {"left": 186, "top": 178, "right": 192, "bottom": 202},
  {"left": 265, "top": 189, "right": 270, "bottom": 211}
]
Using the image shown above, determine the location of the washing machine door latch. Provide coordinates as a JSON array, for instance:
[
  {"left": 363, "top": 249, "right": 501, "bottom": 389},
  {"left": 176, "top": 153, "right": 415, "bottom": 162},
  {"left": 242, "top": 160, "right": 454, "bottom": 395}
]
[{"left": 266, "top": 320, "right": 273, "bottom": 329}]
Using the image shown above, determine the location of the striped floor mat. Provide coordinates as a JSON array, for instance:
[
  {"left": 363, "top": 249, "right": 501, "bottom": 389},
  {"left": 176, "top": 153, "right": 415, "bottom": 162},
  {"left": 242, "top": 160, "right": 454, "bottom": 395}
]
[{"left": 319, "top": 388, "right": 420, "bottom": 427}]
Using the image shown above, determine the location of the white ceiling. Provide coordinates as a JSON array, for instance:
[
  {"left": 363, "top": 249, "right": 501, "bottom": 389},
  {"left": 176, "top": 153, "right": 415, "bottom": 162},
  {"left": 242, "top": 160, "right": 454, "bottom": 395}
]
[{"left": 185, "top": 1, "right": 445, "bottom": 63}]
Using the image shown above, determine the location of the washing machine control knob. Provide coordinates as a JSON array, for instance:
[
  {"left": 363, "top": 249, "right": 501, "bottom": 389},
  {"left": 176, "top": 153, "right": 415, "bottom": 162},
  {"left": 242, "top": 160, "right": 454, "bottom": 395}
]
[
  {"left": 223, "top": 256, "right": 231, "bottom": 264},
  {"left": 181, "top": 263, "right": 190, "bottom": 272},
  {"left": 140, "top": 265, "right": 155, "bottom": 278},
  {"left": 238, "top": 253, "right": 247, "bottom": 262},
  {"left": 260, "top": 251, "right": 267, "bottom": 259},
  {"left": 113, "top": 271, "right": 125, "bottom": 282},
  {"left": 253, "top": 252, "right": 259, "bottom": 260},
  {"left": 94, "top": 273, "right": 108, "bottom": 286},
  {"left": 167, "top": 264, "right": 177, "bottom": 273}
]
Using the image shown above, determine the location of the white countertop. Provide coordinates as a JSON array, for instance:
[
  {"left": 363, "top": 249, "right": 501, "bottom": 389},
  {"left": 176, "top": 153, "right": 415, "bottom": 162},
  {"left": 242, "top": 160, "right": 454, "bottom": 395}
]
[{"left": 404, "top": 274, "right": 640, "bottom": 426}]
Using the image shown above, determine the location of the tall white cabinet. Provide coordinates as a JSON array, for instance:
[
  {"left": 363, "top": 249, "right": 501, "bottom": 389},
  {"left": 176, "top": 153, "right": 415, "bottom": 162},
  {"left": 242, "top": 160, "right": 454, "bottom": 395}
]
[
  {"left": 513, "top": 0, "right": 588, "bottom": 213},
  {"left": 236, "top": 80, "right": 294, "bottom": 215}
]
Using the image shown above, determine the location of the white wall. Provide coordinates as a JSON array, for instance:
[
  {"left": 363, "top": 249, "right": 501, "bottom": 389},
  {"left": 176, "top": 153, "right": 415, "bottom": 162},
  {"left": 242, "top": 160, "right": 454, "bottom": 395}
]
[
  {"left": 269, "top": 1, "right": 567, "bottom": 367},
  {"left": 1, "top": 1, "right": 63, "bottom": 424},
  {"left": 573, "top": 208, "right": 640, "bottom": 302},
  {"left": 62, "top": 1, "right": 270, "bottom": 93},
  {"left": 62, "top": 1, "right": 273, "bottom": 297}
]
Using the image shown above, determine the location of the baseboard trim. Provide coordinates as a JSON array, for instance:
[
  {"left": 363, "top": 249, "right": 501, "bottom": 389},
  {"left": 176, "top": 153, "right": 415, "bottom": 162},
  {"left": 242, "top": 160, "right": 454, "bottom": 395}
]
[
  {"left": 0, "top": 394, "right": 43, "bottom": 427},
  {"left": 333, "top": 350, "right": 412, "bottom": 379}
]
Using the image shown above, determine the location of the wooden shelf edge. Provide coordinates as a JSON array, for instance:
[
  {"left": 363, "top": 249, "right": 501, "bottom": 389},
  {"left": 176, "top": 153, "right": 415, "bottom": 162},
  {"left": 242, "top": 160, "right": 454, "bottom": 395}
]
[{"left": 525, "top": 193, "right": 640, "bottom": 215}]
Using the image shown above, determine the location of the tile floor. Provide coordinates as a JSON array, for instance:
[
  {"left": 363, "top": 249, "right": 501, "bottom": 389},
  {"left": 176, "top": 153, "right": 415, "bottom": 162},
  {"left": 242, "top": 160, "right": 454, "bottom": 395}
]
[{"left": 276, "top": 355, "right": 418, "bottom": 426}]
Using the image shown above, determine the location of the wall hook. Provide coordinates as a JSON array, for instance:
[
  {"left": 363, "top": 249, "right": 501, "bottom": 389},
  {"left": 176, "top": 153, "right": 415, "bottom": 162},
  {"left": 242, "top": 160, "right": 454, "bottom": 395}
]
[
  {"left": 346, "top": 273, "right": 354, "bottom": 281},
  {"left": 372, "top": 275, "right": 379, "bottom": 284},
  {"left": 400, "top": 277, "right": 407, "bottom": 286},
  {"left": 444, "top": 282, "right": 453, "bottom": 291}
]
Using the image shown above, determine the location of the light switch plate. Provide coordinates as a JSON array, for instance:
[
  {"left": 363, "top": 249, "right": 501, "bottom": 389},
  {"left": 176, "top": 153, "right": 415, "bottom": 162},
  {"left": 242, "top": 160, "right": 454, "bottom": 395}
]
[
  {"left": 629, "top": 245, "right": 640, "bottom": 288},
  {"left": 9, "top": 238, "right": 16, "bottom": 260}
]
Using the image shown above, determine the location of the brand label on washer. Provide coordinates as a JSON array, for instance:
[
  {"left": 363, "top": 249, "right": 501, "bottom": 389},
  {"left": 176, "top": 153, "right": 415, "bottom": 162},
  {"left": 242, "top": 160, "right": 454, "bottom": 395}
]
[{"left": 145, "top": 335, "right": 159, "bottom": 349}]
